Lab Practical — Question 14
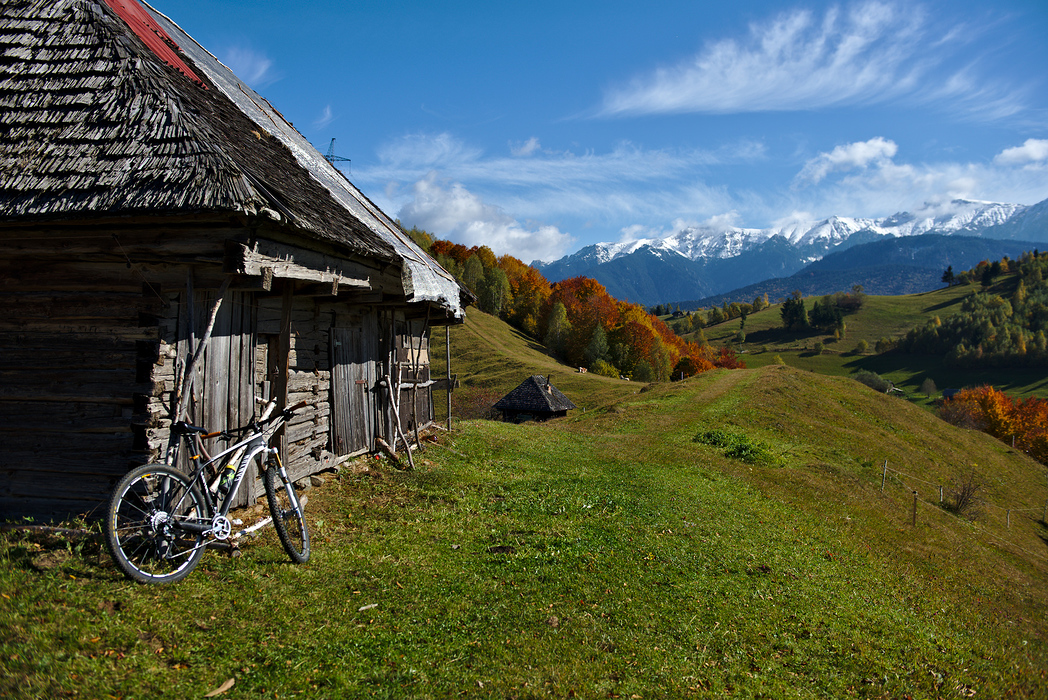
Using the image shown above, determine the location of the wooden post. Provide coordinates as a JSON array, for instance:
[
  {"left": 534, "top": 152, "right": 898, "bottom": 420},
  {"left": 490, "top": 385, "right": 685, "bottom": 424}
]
[
  {"left": 939, "top": 485, "right": 943, "bottom": 504},
  {"left": 1006, "top": 509, "right": 1011, "bottom": 528},
  {"left": 445, "top": 325, "right": 452, "bottom": 432},
  {"left": 881, "top": 461, "right": 888, "bottom": 491},
  {"left": 912, "top": 491, "right": 918, "bottom": 527}
]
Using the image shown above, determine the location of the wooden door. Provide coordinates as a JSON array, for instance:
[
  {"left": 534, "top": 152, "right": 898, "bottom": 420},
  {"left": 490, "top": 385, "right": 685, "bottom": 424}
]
[
  {"left": 330, "top": 316, "right": 377, "bottom": 456},
  {"left": 181, "top": 289, "right": 256, "bottom": 506}
]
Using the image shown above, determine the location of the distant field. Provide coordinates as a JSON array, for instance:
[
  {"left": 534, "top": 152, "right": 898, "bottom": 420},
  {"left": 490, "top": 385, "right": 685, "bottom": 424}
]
[{"left": 690, "top": 280, "right": 1048, "bottom": 399}]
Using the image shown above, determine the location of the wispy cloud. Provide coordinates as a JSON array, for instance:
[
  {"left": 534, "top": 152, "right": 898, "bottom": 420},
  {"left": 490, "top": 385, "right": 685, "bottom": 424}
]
[
  {"left": 314, "top": 105, "right": 335, "bottom": 129},
  {"left": 510, "top": 137, "right": 542, "bottom": 157},
  {"left": 366, "top": 132, "right": 755, "bottom": 192},
  {"left": 219, "top": 46, "right": 278, "bottom": 88},
  {"left": 357, "top": 132, "right": 752, "bottom": 260},
  {"left": 598, "top": 2, "right": 1022, "bottom": 120}
]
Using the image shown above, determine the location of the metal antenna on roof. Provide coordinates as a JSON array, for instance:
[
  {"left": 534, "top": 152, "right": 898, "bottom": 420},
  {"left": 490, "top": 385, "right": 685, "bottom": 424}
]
[{"left": 324, "top": 138, "right": 351, "bottom": 168}]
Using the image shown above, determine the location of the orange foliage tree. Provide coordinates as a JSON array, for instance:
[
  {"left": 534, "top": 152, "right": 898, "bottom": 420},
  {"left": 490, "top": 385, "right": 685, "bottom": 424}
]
[{"left": 943, "top": 386, "right": 1048, "bottom": 465}]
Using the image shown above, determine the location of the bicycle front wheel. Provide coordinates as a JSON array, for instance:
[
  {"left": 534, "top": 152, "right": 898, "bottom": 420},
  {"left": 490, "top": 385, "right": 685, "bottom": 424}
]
[
  {"left": 104, "top": 464, "right": 209, "bottom": 585},
  {"left": 264, "top": 459, "right": 310, "bottom": 563}
]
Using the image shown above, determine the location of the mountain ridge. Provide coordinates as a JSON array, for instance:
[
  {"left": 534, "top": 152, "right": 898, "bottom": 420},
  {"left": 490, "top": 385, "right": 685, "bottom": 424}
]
[{"left": 533, "top": 198, "right": 1047, "bottom": 306}]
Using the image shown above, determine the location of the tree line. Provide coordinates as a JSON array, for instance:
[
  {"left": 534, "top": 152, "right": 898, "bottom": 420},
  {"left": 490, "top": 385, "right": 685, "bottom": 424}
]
[
  {"left": 404, "top": 226, "right": 744, "bottom": 381},
  {"left": 900, "top": 251, "right": 1048, "bottom": 367}
]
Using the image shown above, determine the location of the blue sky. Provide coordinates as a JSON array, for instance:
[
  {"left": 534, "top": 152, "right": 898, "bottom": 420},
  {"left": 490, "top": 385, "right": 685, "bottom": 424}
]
[{"left": 153, "top": 0, "right": 1048, "bottom": 263}]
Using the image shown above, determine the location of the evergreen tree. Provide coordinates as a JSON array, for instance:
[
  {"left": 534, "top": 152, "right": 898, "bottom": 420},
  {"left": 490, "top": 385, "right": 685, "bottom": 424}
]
[{"left": 780, "top": 292, "right": 808, "bottom": 331}]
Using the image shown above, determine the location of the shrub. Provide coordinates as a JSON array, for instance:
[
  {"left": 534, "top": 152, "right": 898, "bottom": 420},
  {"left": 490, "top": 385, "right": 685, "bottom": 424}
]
[
  {"left": 875, "top": 336, "right": 897, "bottom": 353},
  {"left": 812, "top": 341, "right": 824, "bottom": 355},
  {"left": 854, "top": 339, "right": 869, "bottom": 354},
  {"left": 773, "top": 354, "right": 785, "bottom": 365},
  {"left": 590, "top": 359, "right": 619, "bottom": 378},
  {"left": 853, "top": 370, "right": 891, "bottom": 393},
  {"left": 693, "top": 429, "right": 777, "bottom": 466},
  {"left": 945, "top": 470, "right": 984, "bottom": 520}
]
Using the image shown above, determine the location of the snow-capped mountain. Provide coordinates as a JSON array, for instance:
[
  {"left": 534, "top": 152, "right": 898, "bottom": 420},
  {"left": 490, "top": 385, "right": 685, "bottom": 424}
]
[{"left": 532, "top": 198, "right": 1046, "bottom": 306}]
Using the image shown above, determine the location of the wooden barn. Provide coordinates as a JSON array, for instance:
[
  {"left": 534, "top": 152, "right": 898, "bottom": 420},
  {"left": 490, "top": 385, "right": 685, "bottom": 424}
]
[
  {"left": 493, "top": 376, "right": 576, "bottom": 423},
  {"left": 0, "top": 0, "right": 469, "bottom": 520}
]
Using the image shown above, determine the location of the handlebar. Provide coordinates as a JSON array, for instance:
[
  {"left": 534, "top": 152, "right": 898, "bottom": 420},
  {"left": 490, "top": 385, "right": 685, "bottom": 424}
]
[{"left": 174, "top": 401, "right": 310, "bottom": 439}]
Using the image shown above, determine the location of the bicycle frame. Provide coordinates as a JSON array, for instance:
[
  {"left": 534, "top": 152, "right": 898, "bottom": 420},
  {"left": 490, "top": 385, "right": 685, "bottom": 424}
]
[
  {"left": 104, "top": 400, "right": 311, "bottom": 583},
  {"left": 160, "top": 403, "right": 296, "bottom": 543}
]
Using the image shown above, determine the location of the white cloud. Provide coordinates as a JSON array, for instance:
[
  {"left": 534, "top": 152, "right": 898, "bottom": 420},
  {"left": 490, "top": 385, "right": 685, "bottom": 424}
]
[
  {"left": 995, "top": 139, "right": 1048, "bottom": 166},
  {"left": 219, "top": 46, "right": 278, "bottom": 88},
  {"left": 510, "top": 137, "right": 541, "bottom": 157},
  {"left": 701, "top": 212, "right": 743, "bottom": 229},
  {"left": 598, "top": 2, "right": 1021, "bottom": 120},
  {"left": 314, "top": 105, "right": 335, "bottom": 129},
  {"left": 796, "top": 137, "right": 898, "bottom": 184},
  {"left": 397, "top": 173, "right": 575, "bottom": 263}
]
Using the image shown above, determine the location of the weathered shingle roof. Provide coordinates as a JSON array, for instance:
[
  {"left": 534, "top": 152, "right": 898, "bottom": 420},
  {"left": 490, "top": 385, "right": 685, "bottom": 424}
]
[
  {"left": 494, "top": 375, "right": 577, "bottom": 414},
  {"left": 0, "top": 0, "right": 464, "bottom": 317}
]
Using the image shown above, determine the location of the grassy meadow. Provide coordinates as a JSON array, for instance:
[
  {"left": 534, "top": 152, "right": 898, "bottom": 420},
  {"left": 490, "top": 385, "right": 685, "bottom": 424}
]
[
  {"left": 691, "top": 280, "right": 1048, "bottom": 400},
  {"left": 3, "top": 310, "right": 1048, "bottom": 698}
]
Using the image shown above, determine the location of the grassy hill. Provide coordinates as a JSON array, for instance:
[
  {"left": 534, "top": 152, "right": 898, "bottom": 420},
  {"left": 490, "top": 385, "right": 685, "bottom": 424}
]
[
  {"left": 692, "top": 278, "right": 1048, "bottom": 400},
  {"left": 4, "top": 310, "right": 1047, "bottom": 697},
  {"left": 431, "top": 308, "right": 642, "bottom": 417}
]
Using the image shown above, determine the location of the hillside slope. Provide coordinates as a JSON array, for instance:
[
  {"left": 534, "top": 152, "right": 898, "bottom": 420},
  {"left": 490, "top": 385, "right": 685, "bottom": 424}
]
[
  {"left": 4, "top": 310, "right": 1047, "bottom": 697},
  {"left": 694, "top": 281, "right": 1048, "bottom": 398}
]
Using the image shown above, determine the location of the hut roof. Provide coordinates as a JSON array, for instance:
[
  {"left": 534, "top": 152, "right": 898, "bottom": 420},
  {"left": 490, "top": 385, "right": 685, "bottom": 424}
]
[
  {"left": 0, "top": 0, "right": 463, "bottom": 318},
  {"left": 494, "top": 375, "right": 577, "bottom": 414}
]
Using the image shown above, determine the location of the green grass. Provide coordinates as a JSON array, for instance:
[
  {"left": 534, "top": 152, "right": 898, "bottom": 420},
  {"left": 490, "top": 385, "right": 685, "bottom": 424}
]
[
  {"left": 4, "top": 362, "right": 1047, "bottom": 698},
  {"left": 4, "top": 311, "right": 1048, "bottom": 698},
  {"left": 697, "top": 281, "right": 1048, "bottom": 399}
]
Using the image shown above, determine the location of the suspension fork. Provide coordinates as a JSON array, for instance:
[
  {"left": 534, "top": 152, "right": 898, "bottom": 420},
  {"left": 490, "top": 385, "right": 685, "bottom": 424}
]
[{"left": 265, "top": 447, "right": 303, "bottom": 512}]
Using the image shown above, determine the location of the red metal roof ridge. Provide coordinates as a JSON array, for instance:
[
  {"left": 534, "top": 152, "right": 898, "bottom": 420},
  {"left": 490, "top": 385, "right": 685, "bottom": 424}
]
[{"left": 102, "top": 0, "right": 207, "bottom": 88}]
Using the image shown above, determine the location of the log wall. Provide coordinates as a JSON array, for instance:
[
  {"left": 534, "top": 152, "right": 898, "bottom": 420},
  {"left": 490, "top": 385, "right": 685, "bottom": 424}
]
[{"left": 1, "top": 222, "right": 438, "bottom": 520}]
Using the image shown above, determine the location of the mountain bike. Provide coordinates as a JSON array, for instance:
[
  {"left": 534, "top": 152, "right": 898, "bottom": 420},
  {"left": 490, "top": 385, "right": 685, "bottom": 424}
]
[{"left": 104, "top": 400, "right": 311, "bottom": 584}]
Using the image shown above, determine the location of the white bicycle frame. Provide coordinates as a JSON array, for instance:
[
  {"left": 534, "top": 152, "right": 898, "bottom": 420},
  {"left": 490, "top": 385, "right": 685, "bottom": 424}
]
[{"left": 161, "top": 401, "right": 301, "bottom": 547}]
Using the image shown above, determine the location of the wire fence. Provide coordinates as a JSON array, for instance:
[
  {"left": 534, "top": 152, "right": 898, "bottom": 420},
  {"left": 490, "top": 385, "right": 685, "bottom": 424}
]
[{"left": 879, "top": 460, "right": 1048, "bottom": 562}]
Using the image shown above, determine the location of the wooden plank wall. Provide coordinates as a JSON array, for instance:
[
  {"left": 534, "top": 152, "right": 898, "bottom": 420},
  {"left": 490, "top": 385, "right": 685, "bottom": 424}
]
[
  {"left": 0, "top": 223, "right": 438, "bottom": 519},
  {"left": 0, "top": 230, "right": 168, "bottom": 519}
]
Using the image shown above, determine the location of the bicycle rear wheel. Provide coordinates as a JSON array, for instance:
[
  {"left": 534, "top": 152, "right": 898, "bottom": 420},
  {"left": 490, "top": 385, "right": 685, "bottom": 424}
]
[
  {"left": 104, "top": 464, "right": 209, "bottom": 585},
  {"left": 263, "top": 458, "right": 310, "bottom": 563}
]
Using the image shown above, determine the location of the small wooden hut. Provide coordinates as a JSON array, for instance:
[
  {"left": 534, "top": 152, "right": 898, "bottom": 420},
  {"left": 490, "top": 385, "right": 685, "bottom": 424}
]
[
  {"left": 494, "top": 376, "right": 576, "bottom": 423},
  {"left": 0, "top": 0, "right": 469, "bottom": 519}
]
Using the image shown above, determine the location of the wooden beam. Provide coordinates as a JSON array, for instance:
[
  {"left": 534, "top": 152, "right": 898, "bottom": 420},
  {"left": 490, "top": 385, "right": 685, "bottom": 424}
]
[{"left": 226, "top": 239, "right": 374, "bottom": 290}]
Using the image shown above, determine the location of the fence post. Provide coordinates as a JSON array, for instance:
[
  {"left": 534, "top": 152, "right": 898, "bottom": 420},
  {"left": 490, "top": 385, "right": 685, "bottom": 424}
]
[
  {"left": 881, "top": 461, "right": 888, "bottom": 492},
  {"left": 912, "top": 491, "right": 918, "bottom": 527},
  {"left": 1007, "top": 509, "right": 1011, "bottom": 528},
  {"left": 939, "top": 485, "right": 943, "bottom": 504}
]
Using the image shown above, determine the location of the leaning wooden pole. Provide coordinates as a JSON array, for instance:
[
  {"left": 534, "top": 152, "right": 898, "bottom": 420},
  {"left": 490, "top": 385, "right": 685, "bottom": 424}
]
[{"left": 175, "top": 277, "right": 232, "bottom": 423}]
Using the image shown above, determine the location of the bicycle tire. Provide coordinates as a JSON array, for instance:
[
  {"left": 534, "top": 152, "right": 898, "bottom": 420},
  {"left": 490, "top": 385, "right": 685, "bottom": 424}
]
[
  {"left": 104, "top": 464, "right": 209, "bottom": 585},
  {"left": 263, "top": 459, "right": 310, "bottom": 563}
]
